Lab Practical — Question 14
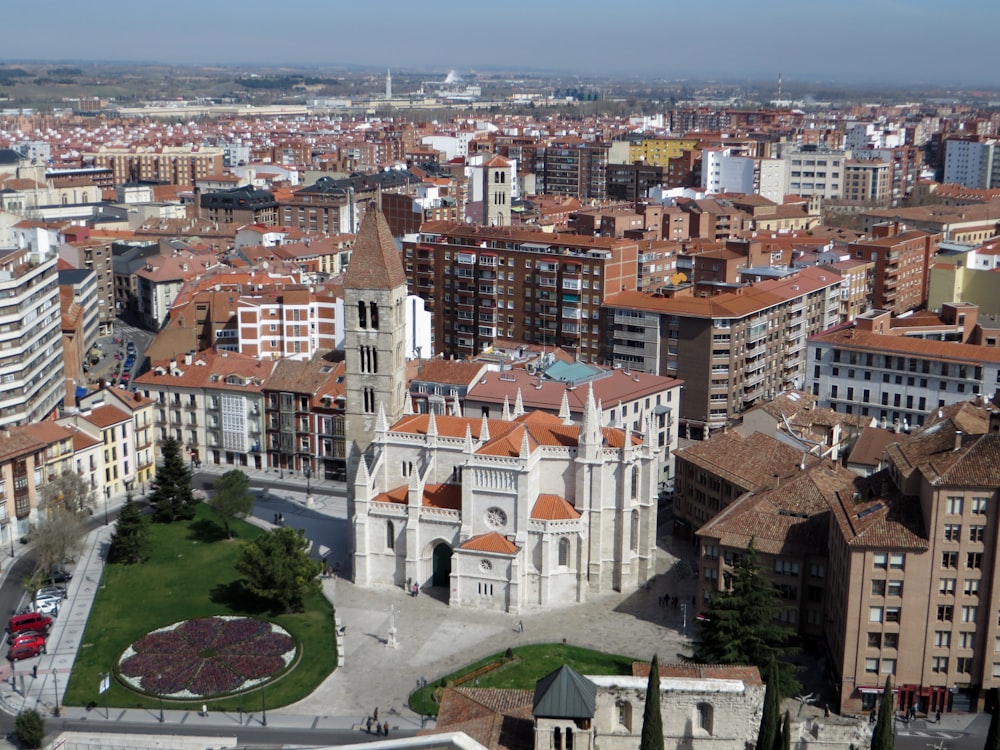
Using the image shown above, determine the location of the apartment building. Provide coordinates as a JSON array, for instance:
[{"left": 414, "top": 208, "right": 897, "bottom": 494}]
[
  {"left": 236, "top": 284, "right": 342, "bottom": 361},
  {"left": 199, "top": 186, "right": 278, "bottom": 226},
  {"left": 701, "top": 150, "right": 788, "bottom": 204},
  {"left": 860, "top": 201, "right": 1000, "bottom": 244},
  {"left": 808, "top": 307, "right": 1000, "bottom": 431},
  {"left": 0, "top": 428, "right": 46, "bottom": 542},
  {"left": 535, "top": 140, "right": 610, "bottom": 201},
  {"left": 59, "top": 234, "right": 116, "bottom": 333},
  {"left": 0, "top": 247, "right": 63, "bottom": 429},
  {"left": 824, "top": 403, "right": 1000, "bottom": 715},
  {"left": 405, "top": 222, "right": 641, "bottom": 361},
  {"left": 847, "top": 224, "right": 940, "bottom": 313},
  {"left": 77, "top": 387, "right": 157, "bottom": 494},
  {"left": 262, "top": 355, "right": 345, "bottom": 477},
  {"left": 623, "top": 137, "right": 701, "bottom": 168},
  {"left": 842, "top": 160, "right": 891, "bottom": 206},
  {"left": 84, "top": 145, "right": 224, "bottom": 186},
  {"left": 136, "top": 251, "right": 219, "bottom": 330},
  {"left": 943, "top": 137, "right": 1000, "bottom": 189},
  {"left": 778, "top": 146, "right": 848, "bottom": 199},
  {"left": 603, "top": 266, "right": 843, "bottom": 437},
  {"left": 135, "top": 349, "right": 275, "bottom": 471},
  {"left": 282, "top": 171, "right": 423, "bottom": 235},
  {"left": 696, "top": 459, "right": 858, "bottom": 642}
]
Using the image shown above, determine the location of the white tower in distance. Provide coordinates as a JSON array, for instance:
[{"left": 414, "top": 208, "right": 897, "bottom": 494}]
[{"left": 385, "top": 68, "right": 392, "bottom": 100}]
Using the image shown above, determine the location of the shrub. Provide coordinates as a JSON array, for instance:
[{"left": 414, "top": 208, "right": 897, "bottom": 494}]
[{"left": 15, "top": 709, "right": 45, "bottom": 748}]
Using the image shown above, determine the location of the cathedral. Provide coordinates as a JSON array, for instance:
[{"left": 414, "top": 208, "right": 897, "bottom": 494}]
[{"left": 345, "top": 207, "right": 661, "bottom": 613}]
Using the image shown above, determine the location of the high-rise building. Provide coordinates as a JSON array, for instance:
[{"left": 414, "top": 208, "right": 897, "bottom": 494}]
[{"left": 0, "top": 247, "right": 63, "bottom": 428}]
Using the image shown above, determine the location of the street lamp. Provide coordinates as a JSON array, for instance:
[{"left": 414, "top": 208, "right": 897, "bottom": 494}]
[
  {"left": 104, "top": 487, "right": 110, "bottom": 525},
  {"left": 260, "top": 683, "right": 267, "bottom": 726},
  {"left": 157, "top": 673, "right": 164, "bottom": 723},
  {"left": 304, "top": 463, "right": 312, "bottom": 496},
  {"left": 5, "top": 523, "right": 12, "bottom": 558},
  {"left": 52, "top": 670, "right": 60, "bottom": 717}
]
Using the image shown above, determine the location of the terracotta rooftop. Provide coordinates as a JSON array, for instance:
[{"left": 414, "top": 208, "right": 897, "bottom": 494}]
[
  {"left": 530, "top": 494, "right": 580, "bottom": 521},
  {"left": 82, "top": 404, "right": 130, "bottom": 429},
  {"left": 461, "top": 532, "right": 518, "bottom": 554},
  {"left": 675, "top": 431, "right": 819, "bottom": 493},
  {"left": 633, "top": 662, "right": 762, "bottom": 685},
  {"left": 343, "top": 206, "right": 406, "bottom": 290},
  {"left": 425, "top": 687, "right": 534, "bottom": 750}
]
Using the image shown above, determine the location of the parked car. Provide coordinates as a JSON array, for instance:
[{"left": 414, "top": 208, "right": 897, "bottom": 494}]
[
  {"left": 7, "top": 612, "right": 52, "bottom": 636},
  {"left": 34, "top": 596, "right": 61, "bottom": 616},
  {"left": 126, "top": 341, "right": 136, "bottom": 354},
  {"left": 10, "top": 632, "right": 45, "bottom": 648},
  {"left": 36, "top": 586, "right": 67, "bottom": 600},
  {"left": 8, "top": 634, "right": 46, "bottom": 660},
  {"left": 43, "top": 570, "right": 72, "bottom": 586}
]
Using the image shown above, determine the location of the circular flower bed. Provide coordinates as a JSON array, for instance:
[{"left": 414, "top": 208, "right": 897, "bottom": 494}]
[{"left": 118, "top": 616, "right": 296, "bottom": 698}]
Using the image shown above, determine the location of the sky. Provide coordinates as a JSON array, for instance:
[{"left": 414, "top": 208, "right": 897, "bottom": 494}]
[{"left": 2, "top": 0, "right": 997, "bottom": 87}]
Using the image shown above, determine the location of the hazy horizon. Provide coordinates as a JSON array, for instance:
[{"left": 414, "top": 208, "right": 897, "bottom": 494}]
[{"left": 3, "top": 0, "right": 997, "bottom": 88}]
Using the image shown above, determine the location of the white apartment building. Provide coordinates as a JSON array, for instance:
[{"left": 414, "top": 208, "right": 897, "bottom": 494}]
[
  {"left": 777, "top": 146, "right": 849, "bottom": 199},
  {"left": 702, "top": 149, "right": 787, "bottom": 203},
  {"left": 943, "top": 138, "right": 1000, "bottom": 189},
  {"left": 0, "top": 247, "right": 63, "bottom": 428}
]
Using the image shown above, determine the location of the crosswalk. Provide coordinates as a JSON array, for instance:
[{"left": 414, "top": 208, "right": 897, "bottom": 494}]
[{"left": 896, "top": 730, "right": 962, "bottom": 739}]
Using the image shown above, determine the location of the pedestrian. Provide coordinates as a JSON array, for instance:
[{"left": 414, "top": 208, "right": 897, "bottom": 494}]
[
  {"left": 518, "top": 620, "right": 524, "bottom": 634},
  {"left": 936, "top": 710, "right": 941, "bottom": 723},
  {"left": 366, "top": 716, "right": 372, "bottom": 733},
  {"left": 201, "top": 704, "right": 207, "bottom": 717},
  {"left": 869, "top": 709, "right": 876, "bottom": 725},
  {"left": 279, "top": 513, "right": 284, "bottom": 525},
  {"left": 376, "top": 722, "right": 382, "bottom": 736},
  {"left": 374, "top": 706, "right": 379, "bottom": 722},
  {"left": 412, "top": 583, "right": 419, "bottom": 597},
  {"left": 383, "top": 721, "right": 389, "bottom": 737},
  {"left": 31, "top": 665, "right": 37, "bottom": 679},
  {"left": 273, "top": 512, "right": 278, "bottom": 524}
]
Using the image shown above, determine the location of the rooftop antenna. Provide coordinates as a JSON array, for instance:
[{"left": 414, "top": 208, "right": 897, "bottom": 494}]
[{"left": 777, "top": 72, "right": 782, "bottom": 103}]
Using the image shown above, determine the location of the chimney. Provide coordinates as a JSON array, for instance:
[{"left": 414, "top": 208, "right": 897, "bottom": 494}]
[
  {"left": 954, "top": 430, "right": 963, "bottom": 451},
  {"left": 184, "top": 351, "right": 193, "bottom": 366}
]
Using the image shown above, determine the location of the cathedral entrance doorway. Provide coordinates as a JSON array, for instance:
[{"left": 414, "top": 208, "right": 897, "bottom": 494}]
[{"left": 432, "top": 543, "right": 452, "bottom": 588}]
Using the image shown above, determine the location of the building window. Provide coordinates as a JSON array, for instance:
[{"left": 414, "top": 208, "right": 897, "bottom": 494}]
[
  {"left": 932, "top": 657, "right": 949, "bottom": 673},
  {"left": 386, "top": 521, "right": 395, "bottom": 550},
  {"left": 559, "top": 538, "right": 570, "bottom": 567},
  {"left": 871, "top": 580, "right": 886, "bottom": 596},
  {"left": 697, "top": 703, "right": 714, "bottom": 735},
  {"left": 357, "top": 300, "right": 367, "bottom": 329},
  {"left": 935, "top": 631, "right": 951, "bottom": 648},
  {"left": 865, "top": 658, "right": 879, "bottom": 673},
  {"left": 370, "top": 302, "right": 379, "bottom": 329},
  {"left": 881, "top": 658, "right": 896, "bottom": 674},
  {"left": 948, "top": 496, "right": 964, "bottom": 514},
  {"left": 942, "top": 552, "right": 958, "bottom": 568},
  {"left": 887, "top": 580, "right": 903, "bottom": 597},
  {"left": 869, "top": 606, "right": 883, "bottom": 623},
  {"left": 938, "top": 605, "right": 953, "bottom": 622},
  {"left": 940, "top": 578, "right": 956, "bottom": 595},
  {"left": 890, "top": 553, "right": 905, "bottom": 570},
  {"left": 617, "top": 701, "right": 632, "bottom": 730},
  {"left": 873, "top": 553, "right": 888, "bottom": 569},
  {"left": 630, "top": 509, "right": 639, "bottom": 551}
]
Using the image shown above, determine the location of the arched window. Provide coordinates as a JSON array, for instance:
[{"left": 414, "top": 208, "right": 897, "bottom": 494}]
[
  {"left": 357, "top": 300, "right": 367, "bottom": 329},
  {"left": 631, "top": 509, "right": 640, "bottom": 551},
  {"left": 565, "top": 727, "right": 573, "bottom": 749},
  {"left": 558, "top": 537, "right": 570, "bottom": 567},
  {"left": 630, "top": 467, "right": 638, "bottom": 499},
  {"left": 616, "top": 700, "right": 633, "bottom": 730},
  {"left": 387, "top": 520, "right": 395, "bottom": 550},
  {"left": 372, "top": 347, "right": 378, "bottom": 373},
  {"left": 698, "top": 702, "right": 714, "bottom": 734},
  {"left": 370, "top": 302, "right": 379, "bottom": 329},
  {"left": 553, "top": 727, "right": 561, "bottom": 750}
]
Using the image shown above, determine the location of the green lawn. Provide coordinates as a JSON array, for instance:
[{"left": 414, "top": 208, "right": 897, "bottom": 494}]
[
  {"left": 409, "top": 643, "right": 637, "bottom": 716},
  {"left": 64, "top": 503, "right": 336, "bottom": 711}
]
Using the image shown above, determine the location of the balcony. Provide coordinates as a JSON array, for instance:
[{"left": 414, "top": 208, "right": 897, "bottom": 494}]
[
  {"left": 561, "top": 308, "right": 582, "bottom": 320},
  {"left": 562, "top": 279, "right": 582, "bottom": 291},
  {"left": 477, "top": 285, "right": 497, "bottom": 296}
]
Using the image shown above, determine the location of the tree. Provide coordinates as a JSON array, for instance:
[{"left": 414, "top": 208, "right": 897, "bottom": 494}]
[
  {"left": 42, "top": 470, "right": 94, "bottom": 513},
  {"left": 756, "top": 661, "right": 781, "bottom": 750},
  {"left": 208, "top": 470, "right": 253, "bottom": 538},
  {"left": 779, "top": 710, "right": 791, "bottom": 750},
  {"left": 31, "top": 506, "right": 87, "bottom": 575},
  {"left": 986, "top": 688, "right": 999, "bottom": 750},
  {"left": 640, "top": 653, "right": 664, "bottom": 750},
  {"left": 149, "top": 437, "right": 196, "bottom": 523},
  {"left": 235, "top": 527, "right": 322, "bottom": 612},
  {"left": 15, "top": 708, "right": 45, "bottom": 748},
  {"left": 871, "top": 676, "right": 894, "bottom": 750},
  {"left": 107, "top": 495, "right": 147, "bottom": 564},
  {"left": 691, "top": 540, "right": 798, "bottom": 694}
]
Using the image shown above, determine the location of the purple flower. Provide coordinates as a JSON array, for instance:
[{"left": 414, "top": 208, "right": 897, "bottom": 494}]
[{"left": 118, "top": 617, "right": 296, "bottom": 698}]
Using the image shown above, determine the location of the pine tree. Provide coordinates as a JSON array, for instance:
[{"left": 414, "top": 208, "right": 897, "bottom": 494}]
[
  {"left": 692, "top": 540, "right": 798, "bottom": 694},
  {"left": 107, "top": 495, "right": 147, "bottom": 564},
  {"left": 208, "top": 469, "right": 253, "bottom": 538},
  {"left": 235, "top": 527, "right": 323, "bottom": 613},
  {"left": 640, "top": 653, "right": 664, "bottom": 750},
  {"left": 985, "top": 688, "right": 999, "bottom": 750},
  {"left": 871, "top": 676, "right": 894, "bottom": 750},
  {"left": 149, "top": 437, "right": 196, "bottom": 523},
  {"left": 756, "top": 660, "right": 781, "bottom": 750}
]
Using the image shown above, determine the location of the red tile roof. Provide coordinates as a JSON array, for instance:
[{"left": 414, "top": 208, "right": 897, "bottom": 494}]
[
  {"left": 531, "top": 494, "right": 579, "bottom": 521},
  {"left": 461, "top": 532, "right": 518, "bottom": 554},
  {"left": 343, "top": 206, "right": 406, "bottom": 290}
]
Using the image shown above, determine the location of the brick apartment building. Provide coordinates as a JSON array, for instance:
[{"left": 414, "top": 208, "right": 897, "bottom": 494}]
[
  {"left": 603, "top": 266, "right": 843, "bottom": 437},
  {"left": 847, "top": 223, "right": 941, "bottom": 313},
  {"left": 84, "top": 145, "right": 223, "bottom": 186},
  {"left": 236, "top": 284, "right": 341, "bottom": 361},
  {"left": 405, "top": 222, "right": 642, "bottom": 360},
  {"left": 535, "top": 139, "right": 610, "bottom": 201}
]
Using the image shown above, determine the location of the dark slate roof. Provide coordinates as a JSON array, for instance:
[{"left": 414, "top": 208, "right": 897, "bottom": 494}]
[
  {"left": 532, "top": 665, "right": 596, "bottom": 719},
  {"left": 58, "top": 268, "right": 94, "bottom": 285},
  {"left": 299, "top": 170, "right": 422, "bottom": 196},
  {"left": 199, "top": 185, "right": 277, "bottom": 210},
  {"left": 343, "top": 206, "right": 406, "bottom": 291},
  {"left": 0, "top": 148, "right": 26, "bottom": 165}
]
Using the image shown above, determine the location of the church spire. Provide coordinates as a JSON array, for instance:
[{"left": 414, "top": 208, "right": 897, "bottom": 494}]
[
  {"left": 480, "top": 413, "right": 491, "bottom": 442},
  {"left": 343, "top": 205, "right": 406, "bottom": 291},
  {"left": 559, "top": 389, "right": 572, "bottom": 425}
]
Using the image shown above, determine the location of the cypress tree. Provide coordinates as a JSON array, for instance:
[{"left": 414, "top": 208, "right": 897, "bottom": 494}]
[
  {"left": 107, "top": 495, "right": 147, "bottom": 564},
  {"left": 756, "top": 660, "right": 781, "bottom": 750},
  {"left": 779, "top": 710, "right": 791, "bottom": 750},
  {"left": 871, "top": 676, "right": 894, "bottom": 750},
  {"left": 640, "top": 654, "right": 664, "bottom": 750}
]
